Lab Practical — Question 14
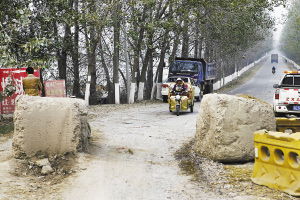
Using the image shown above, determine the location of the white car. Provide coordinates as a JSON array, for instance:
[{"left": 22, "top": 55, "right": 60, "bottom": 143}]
[
  {"left": 161, "top": 76, "right": 201, "bottom": 102},
  {"left": 273, "top": 71, "right": 300, "bottom": 117}
]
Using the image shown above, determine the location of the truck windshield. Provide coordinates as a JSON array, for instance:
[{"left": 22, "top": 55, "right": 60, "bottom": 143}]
[
  {"left": 282, "top": 75, "right": 300, "bottom": 86},
  {"left": 170, "top": 61, "right": 198, "bottom": 74}
]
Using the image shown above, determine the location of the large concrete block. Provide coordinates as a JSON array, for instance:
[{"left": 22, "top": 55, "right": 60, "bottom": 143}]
[
  {"left": 195, "top": 94, "right": 276, "bottom": 163},
  {"left": 13, "top": 95, "right": 89, "bottom": 158}
]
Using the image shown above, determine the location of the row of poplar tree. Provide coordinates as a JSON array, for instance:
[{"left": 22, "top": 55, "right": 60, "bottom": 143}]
[
  {"left": 0, "top": 0, "right": 286, "bottom": 104},
  {"left": 280, "top": 0, "right": 300, "bottom": 64}
]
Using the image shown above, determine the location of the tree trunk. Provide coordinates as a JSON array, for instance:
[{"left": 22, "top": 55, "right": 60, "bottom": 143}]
[
  {"left": 181, "top": 18, "right": 189, "bottom": 58},
  {"left": 145, "top": 49, "right": 153, "bottom": 100},
  {"left": 113, "top": 2, "right": 121, "bottom": 104},
  {"left": 194, "top": 20, "right": 200, "bottom": 58},
  {"left": 60, "top": 23, "right": 70, "bottom": 81},
  {"left": 99, "top": 38, "right": 114, "bottom": 104},
  {"left": 87, "top": 46, "right": 97, "bottom": 105},
  {"left": 72, "top": 0, "right": 81, "bottom": 98},
  {"left": 87, "top": 0, "right": 97, "bottom": 105},
  {"left": 129, "top": 6, "right": 147, "bottom": 104},
  {"left": 39, "top": 68, "right": 45, "bottom": 97},
  {"left": 198, "top": 37, "right": 203, "bottom": 59},
  {"left": 168, "top": 24, "right": 181, "bottom": 67},
  {"left": 138, "top": 46, "right": 152, "bottom": 100},
  {"left": 151, "top": 69, "right": 158, "bottom": 100},
  {"left": 156, "top": 42, "right": 167, "bottom": 100},
  {"left": 54, "top": 19, "right": 69, "bottom": 95}
]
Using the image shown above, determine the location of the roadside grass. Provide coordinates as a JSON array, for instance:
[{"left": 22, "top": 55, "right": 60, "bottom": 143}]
[
  {"left": 0, "top": 119, "right": 14, "bottom": 135},
  {"left": 175, "top": 140, "right": 295, "bottom": 200},
  {"left": 175, "top": 58, "right": 297, "bottom": 199},
  {"left": 215, "top": 60, "right": 265, "bottom": 94}
]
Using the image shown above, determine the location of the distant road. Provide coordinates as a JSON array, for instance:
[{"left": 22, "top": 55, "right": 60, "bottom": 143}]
[{"left": 227, "top": 54, "right": 292, "bottom": 105}]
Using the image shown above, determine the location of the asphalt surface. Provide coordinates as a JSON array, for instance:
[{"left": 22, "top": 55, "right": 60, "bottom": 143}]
[{"left": 227, "top": 53, "right": 291, "bottom": 105}]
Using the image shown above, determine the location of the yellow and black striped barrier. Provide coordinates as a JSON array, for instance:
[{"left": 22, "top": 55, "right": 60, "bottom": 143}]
[
  {"left": 276, "top": 117, "right": 300, "bottom": 133},
  {"left": 251, "top": 130, "right": 300, "bottom": 196}
]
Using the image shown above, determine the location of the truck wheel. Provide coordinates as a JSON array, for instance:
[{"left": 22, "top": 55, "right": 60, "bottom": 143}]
[
  {"left": 163, "top": 96, "right": 168, "bottom": 102},
  {"left": 209, "top": 83, "right": 213, "bottom": 93},
  {"left": 204, "top": 85, "right": 211, "bottom": 94},
  {"left": 176, "top": 105, "right": 180, "bottom": 116},
  {"left": 195, "top": 92, "right": 200, "bottom": 101},
  {"left": 190, "top": 105, "right": 193, "bottom": 113},
  {"left": 203, "top": 84, "right": 209, "bottom": 94}
]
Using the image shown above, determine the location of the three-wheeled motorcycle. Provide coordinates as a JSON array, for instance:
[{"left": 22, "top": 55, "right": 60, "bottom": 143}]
[{"left": 168, "top": 83, "right": 194, "bottom": 116}]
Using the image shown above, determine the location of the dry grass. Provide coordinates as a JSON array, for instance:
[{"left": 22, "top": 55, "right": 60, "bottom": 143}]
[{"left": 215, "top": 61, "right": 265, "bottom": 94}]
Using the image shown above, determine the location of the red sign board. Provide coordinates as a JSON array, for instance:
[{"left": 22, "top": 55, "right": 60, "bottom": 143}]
[
  {"left": 0, "top": 67, "right": 40, "bottom": 114},
  {"left": 44, "top": 80, "right": 66, "bottom": 97}
]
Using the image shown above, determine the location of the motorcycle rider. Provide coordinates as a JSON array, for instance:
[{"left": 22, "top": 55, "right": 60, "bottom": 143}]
[
  {"left": 171, "top": 78, "right": 187, "bottom": 94},
  {"left": 272, "top": 66, "right": 276, "bottom": 74}
]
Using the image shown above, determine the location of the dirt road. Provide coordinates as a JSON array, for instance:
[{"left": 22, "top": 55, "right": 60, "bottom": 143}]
[
  {"left": 60, "top": 102, "right": 221, "bottom": 200},
  {"left": 0, "top": 54, "right": 298, "bottom": 199}
]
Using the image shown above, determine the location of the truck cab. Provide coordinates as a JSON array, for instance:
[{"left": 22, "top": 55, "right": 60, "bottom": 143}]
[
  {"left": 271, "top": 54, "right": 278, "bottom": 63},
  {"left": 273, "top": 71, "right": 300, "bottom": 117},
  {"left": 168, "top": 57, "right": 216, "bottom": 98}
]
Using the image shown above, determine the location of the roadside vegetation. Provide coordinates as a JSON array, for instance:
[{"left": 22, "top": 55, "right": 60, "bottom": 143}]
[
  {"left": 176, "top": 58, "right": 298, "bottom": 199},
  {"left": 0, "top": 0, "right": 286, "bottom": 104},
  {"left": 0, "top": 118, "right": 14, "bottom": 135},
  {"left": 176, "top": 139, "right": 297, "bottom": 199},
  {"left": 215, "top": 59, "right": 265, "bottom": 94},
  {"left": 280, "top": 0, "right": 300, "bottom": 65}
]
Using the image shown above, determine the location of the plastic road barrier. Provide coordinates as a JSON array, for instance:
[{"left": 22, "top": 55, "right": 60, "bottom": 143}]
[
  {"left": 252, "top": 130, "right": 300, "bottom": 196},
  {"left": 276, "top": 118, "right": 300, "bottom": 133}
]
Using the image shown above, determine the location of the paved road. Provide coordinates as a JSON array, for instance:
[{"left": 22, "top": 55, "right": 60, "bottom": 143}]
[{"left": 227, "top": 53, "right": 291, "bottom": 105}]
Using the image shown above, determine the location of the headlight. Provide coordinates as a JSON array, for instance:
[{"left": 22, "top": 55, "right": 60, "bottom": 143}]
[{"left": 176, "top": 95, "right": 181, "bottom": 101}]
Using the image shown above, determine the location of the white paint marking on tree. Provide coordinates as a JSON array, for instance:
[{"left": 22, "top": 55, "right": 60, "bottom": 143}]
[
  {"left": 138, "top": 82, "right": 144, "bottom": 101},
  {"left": 85, "top": 83, "right": 90, "bottom": 106},
  {"left": 156, "top": 83, "right": 162, "bottom": 99},
  {"left": 115, "top": 83, "right": 120, "bottom": 104},
  {"left": 129, "top": 83, "right": 136, "bottom": 104}
]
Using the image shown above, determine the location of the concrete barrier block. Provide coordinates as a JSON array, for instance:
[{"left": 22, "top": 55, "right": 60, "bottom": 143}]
[{"left": 13, "top": 95, "right": 89, "bottom": 158}]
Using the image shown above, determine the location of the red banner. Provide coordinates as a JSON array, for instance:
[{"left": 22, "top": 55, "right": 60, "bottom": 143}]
[
  {"left": 44, "top": 80, "right": 66, "bottom": 97},
  {"left": 0, "top": 67, "right": 40, "bottom": 114}
]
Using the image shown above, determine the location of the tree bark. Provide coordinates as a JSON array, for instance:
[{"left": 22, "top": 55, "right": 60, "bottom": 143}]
[
  {"left": 86, "top": 0, "right": 97, "bottom": 105},
  {"left": 145, "top": 49, "right": 153, "bottom": 100},
  {"left": 99, "top": 37, "right": 114, "bottom": 104},
  {"left": 156, "top": 40, "right": 168, "bottom": 99},
  {"left": 168, "top": 19, "right": 182, "bottom": 67},
  {"left": 181, "top": 18, "right": 189, "bottom": 58},
  {"left": 72, "top": 0, "right": 81, "bottom": 98},
  {"left": 113, "top": 2, "right": 121, "bottom": 104},
  {"left": 138, "top": 47, "right": 152, "bottom": 100},
  {"left": 129, "top": 5, "right": 147, "bottom": 104}
]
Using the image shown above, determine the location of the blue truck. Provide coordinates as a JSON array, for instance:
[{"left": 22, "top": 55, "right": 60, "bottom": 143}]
[
  {"left": 271, "top": 54, "right": 278, "bottom": 63},
  {"left": 168, "top": 57, "right": 217, "bottom": 99}
]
